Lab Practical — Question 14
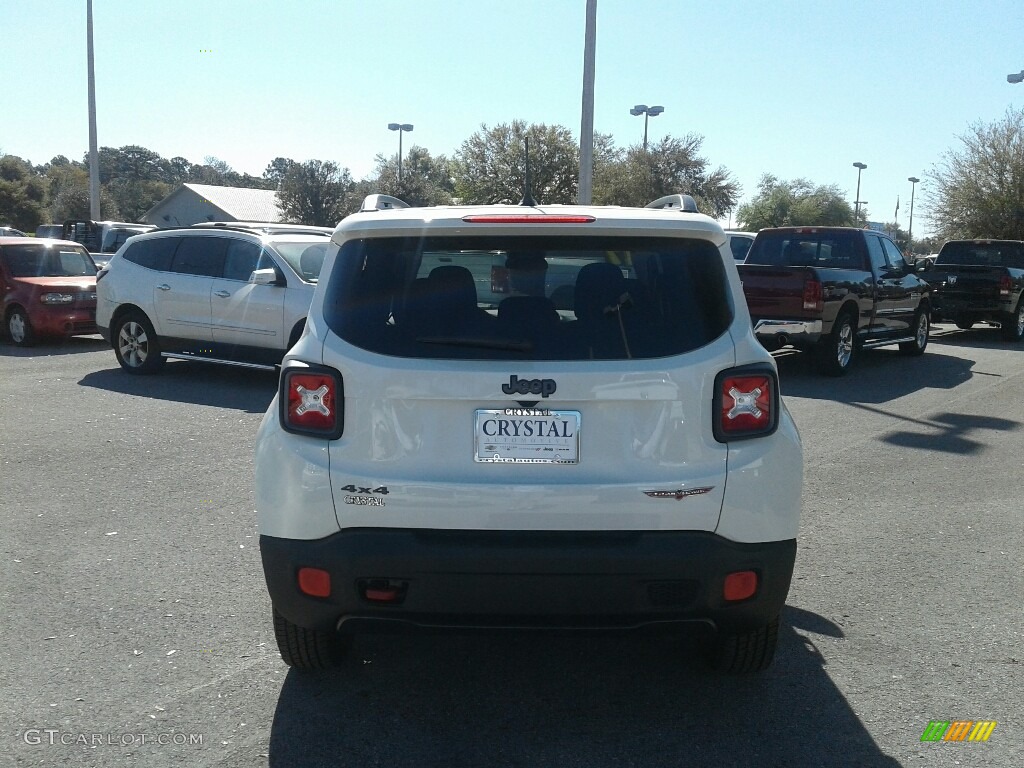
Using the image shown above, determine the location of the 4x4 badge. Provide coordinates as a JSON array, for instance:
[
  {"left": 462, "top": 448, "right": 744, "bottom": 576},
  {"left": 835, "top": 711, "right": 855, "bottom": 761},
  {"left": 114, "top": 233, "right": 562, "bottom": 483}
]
[{"left": 644, "top": 487, "right": 714, "bottom": 500}]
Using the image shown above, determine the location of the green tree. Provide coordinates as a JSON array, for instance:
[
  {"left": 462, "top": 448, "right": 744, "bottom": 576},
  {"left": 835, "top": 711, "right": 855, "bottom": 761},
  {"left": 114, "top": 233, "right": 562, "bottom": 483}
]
[
  {"left": 107, "top": 178, "right": 170, "bottom": 222},
  {"left": 0, "top": 155, "right": 47, "bottom": 231},
  {"left": 163, "top": 156, "right": 193, "bottom": 186},
  {"left": 737, "top": 174, "right": 854, "bottom": 229},
  {"left": 926, "top": 106, "right": 1024, "bottom": 240},
  {"left": 95, "top": 145, "right": 166, "bottom": 184},
  {"left": 593, "top": 134, "right": 739, "bottom": 217},
  {"left": 263, "top": 157, "right": 297, "bottom": 186},
  {"left": 276, "top": 159, "right": 355, "bottom": 226},
  {"left": 452, "top": 121, "right": 579, "bottom": 204},
  {"left": 46, "top": 162, "right": 92, "bottom": 222},
  {"left": 372, "top": 145, "right": 455, "bottom": 206}
]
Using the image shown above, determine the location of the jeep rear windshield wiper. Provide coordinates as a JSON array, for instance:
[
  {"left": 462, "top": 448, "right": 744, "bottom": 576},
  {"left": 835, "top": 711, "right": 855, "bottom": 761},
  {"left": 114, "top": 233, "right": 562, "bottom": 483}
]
[{"left": 416, "top": 336, "right": 533, "bottom": 352}]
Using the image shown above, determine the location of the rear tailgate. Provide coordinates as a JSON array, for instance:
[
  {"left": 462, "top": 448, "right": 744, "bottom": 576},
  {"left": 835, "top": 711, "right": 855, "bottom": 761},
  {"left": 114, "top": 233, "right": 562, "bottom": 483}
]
[
  {"left": 324, "top": 338, "right": 735, "bottom": 534},
  {"left": 737, "top": 264, "right": 816, "bottom": 319},
  {"left": 930, "top": 264, "right": 1006, "bottom": 305}
]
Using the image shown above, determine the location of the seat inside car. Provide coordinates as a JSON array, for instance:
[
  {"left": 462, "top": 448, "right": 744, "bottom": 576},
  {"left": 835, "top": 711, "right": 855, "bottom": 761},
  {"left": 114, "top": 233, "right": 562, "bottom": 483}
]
[{"left": 299, "top": 244, "right": 328, "bottom": 281}]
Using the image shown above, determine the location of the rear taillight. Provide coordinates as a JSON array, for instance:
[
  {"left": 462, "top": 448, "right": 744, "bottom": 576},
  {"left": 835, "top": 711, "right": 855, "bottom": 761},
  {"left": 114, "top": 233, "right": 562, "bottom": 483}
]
[
  {"left": 713, "top": 365, "right": 779, "bottom": 442},
  {"left": 999, "top": 275, "right": 1012, "bottom": 297},
  {"left": 802, "top": 277, "right": 823, "bottom": 312},
  {"left": 279, "top": 366, "right": 344, "bottom": 439}
]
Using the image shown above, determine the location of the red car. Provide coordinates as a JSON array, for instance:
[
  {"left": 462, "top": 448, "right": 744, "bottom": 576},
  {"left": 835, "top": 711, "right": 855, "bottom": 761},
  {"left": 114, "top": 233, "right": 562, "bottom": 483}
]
[{"left": 0, "top": 237, "right": 99, "bottom": 346}]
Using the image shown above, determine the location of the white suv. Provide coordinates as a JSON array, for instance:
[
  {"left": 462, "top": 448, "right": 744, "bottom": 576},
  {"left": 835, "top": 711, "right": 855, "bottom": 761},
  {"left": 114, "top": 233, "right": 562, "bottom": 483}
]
[
  {"left": 255, "top": 194, "right": 803, "bottom": 673},
  {"left": 96, "top": 225, "right": 331, "bottom": 373}
]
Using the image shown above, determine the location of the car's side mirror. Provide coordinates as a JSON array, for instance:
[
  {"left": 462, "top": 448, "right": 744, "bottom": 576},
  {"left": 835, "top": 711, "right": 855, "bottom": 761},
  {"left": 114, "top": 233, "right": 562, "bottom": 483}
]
[{"left": 250, "top": 267, "right": 283, "bottom": 286}]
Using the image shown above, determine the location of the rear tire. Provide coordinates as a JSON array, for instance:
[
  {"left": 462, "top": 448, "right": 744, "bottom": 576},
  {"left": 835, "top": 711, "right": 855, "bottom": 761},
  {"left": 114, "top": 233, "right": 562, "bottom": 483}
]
[
  {"left": 113, "top": 311, "right": 166, "bottom": 374},
  {"left": 1000, "top": 300, "right": 1024, "bottom": 342},
  {"left": 6, "top": 306, "right": 35, "bottom": 347},
  {"left": 955, "top": 319, "right": 974, "bottom": 330},
  {"left": 815, "top": 311, "right": 856, "bottom": 376},
  {"left": 707, "top": 615, "right": 780, "bottom": 674},
  {"left": 899, "top": 308, "right": 930, "bottom": 356},
  {"left": 273, "top": 608, "right": 349, "bottom": 670}
]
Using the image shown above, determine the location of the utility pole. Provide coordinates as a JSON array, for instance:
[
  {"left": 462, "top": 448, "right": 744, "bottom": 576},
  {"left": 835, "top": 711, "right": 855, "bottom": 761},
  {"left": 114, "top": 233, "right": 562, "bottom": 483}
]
[
  {"left": 577, "top": 0, "right": 596, "bottom": 204},
  {"left": 87, "top": 0, "right": 101, "bottom": 219}
]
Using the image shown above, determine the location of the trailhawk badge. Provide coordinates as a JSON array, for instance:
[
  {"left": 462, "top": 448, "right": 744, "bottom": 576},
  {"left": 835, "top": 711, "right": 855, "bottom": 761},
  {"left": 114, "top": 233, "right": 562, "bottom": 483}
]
[{"left": 643, "top": 487, "right": 714, "bottom": 500}]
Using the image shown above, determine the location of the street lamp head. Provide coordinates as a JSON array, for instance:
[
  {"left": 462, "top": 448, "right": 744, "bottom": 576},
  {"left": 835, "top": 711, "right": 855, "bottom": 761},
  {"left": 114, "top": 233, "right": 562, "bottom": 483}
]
[
  {"left": 647, "top": 106, "right": 664, "bottom": 117},
  {"left": 388, "top": 123, "right": 400, "bottom": 131},
  {"left": 908, "top": 176, "right": 920, "bottom": 184},
  {"left": 1008, "top": 71, "right": 1024, "bottom": 84},
  {"left": 630, "top": 105, "right": 647, "bottom": 116},
  {"left": 853, "top": 162, "right": 867, "bottom": 170},
  {"left": 401, "top": 124, "right": 413, "bottom": 132}
]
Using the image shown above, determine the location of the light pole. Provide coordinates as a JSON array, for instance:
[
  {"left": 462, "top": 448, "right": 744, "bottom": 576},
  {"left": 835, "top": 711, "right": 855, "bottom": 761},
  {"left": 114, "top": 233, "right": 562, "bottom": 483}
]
[
  {"left": 852, "top": 162, "right": 867, "bottom": 221},
  {"left": 578, "top": 0, "right": 597, "bottom": 204},
  {"left": 630, "top": 104, "right": 664, "bottom": 151},
  {"left": 387, "top": 123, "right": 413, "bottom": 182},
  {"left": 86, "top": 0, "right": 100, "bottom": 219},
  {"left": 907, "top": 176, "right": 920, "bottom": 250}
]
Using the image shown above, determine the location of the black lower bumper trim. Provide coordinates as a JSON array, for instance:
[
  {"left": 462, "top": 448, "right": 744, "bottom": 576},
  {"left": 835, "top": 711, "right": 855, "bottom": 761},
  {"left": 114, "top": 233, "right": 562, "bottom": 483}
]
[{"left": 261, "top": 529, "right": 797, "bottom": 635}]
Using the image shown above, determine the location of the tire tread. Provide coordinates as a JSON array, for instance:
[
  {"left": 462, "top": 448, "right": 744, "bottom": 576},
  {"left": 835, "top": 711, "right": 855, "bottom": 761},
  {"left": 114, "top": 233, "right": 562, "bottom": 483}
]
[
  {"left": 272, "top": 608, "right": 347, "bottom": 670},
  {"left": 709, "top": 615, "right": 780, "bottom": 674}
]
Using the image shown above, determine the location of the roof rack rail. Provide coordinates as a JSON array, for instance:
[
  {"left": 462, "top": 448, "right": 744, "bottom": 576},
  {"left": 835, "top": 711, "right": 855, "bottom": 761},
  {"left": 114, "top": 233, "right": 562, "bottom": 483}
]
[
  {"left": 360, "top": 194, "right": 410, "bottom": 212},
  {"left": 645, "top": 194, "right": 699, "bottom": 213}
]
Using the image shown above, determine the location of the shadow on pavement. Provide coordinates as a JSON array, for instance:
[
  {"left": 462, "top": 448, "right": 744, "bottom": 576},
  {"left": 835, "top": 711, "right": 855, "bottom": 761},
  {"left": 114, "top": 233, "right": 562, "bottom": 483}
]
[
  {"left": 927, "top": 323, "right": 1018, "bottom": 350},
  {"left": 0, "top": 334, "right": 108, "bottom": 357},
  {"left": 78, "top": 360, "right": 278, "bottom": 413},
  {"left": 774, "top": 345, "right": 976, "bottom": 404},
  {"left": 268, "top": 607, "right": 900, "bottom": 768}
]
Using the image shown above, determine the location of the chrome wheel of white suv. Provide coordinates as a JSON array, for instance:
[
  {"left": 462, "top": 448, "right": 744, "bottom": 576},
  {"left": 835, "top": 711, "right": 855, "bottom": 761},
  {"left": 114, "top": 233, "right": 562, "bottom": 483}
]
[{"left": 113, "top": 312, "right": 165, "bottom": 374}]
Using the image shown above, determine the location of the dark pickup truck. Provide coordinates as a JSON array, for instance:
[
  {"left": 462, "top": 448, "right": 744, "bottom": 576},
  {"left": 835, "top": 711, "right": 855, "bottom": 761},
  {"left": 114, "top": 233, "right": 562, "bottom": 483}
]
[
  {"left": 920, "top": 239, "right": 1024, "bottom": 342},
  {"left": 738, "top": 227, "right": 932, "bottom": 375}
]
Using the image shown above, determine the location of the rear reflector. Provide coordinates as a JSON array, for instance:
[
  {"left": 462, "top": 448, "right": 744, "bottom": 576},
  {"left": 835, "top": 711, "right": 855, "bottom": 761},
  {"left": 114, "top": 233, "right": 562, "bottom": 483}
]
[
  {"left": 279, "top": 366, "right": 344, "bottom": 439},
  {"left": 462, "top": 214, "right": 595, "bottom": 224},
  {"left": 713, "top": 365, "right": 779, "bottom": 442},
  {"left": 723, "top": 571, "right": 758, "bottom": 601},
  {"left": 297, "top": 567, "right": 331, "bottom": 598},
  {"left": 359, "top": 579, "right": 408, "bottom": 604}
]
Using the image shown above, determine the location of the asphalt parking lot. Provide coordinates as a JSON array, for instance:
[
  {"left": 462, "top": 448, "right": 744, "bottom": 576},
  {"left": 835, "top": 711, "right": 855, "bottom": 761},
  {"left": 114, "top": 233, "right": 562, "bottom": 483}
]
[{"left": 2, "top": 326, "right": 1022, "bottom": 768}]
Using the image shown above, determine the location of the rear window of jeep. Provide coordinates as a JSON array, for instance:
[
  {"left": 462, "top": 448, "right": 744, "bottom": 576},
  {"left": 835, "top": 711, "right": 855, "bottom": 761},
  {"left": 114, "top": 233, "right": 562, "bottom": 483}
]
[{"left": 322, "top": 235, "right": 731, "bottom": 361}]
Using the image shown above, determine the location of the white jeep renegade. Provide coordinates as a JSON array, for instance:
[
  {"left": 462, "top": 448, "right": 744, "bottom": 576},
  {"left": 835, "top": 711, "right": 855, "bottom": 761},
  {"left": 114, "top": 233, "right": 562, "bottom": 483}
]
[{"left": 255, "top": 193, "right": 803, "bottom": 673}]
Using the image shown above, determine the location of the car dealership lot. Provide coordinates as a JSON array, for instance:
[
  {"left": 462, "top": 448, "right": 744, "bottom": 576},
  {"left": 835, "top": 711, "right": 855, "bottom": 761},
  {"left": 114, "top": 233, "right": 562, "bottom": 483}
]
[{"left": 2, "top": 328, "right": 1022, "bottom": 767}]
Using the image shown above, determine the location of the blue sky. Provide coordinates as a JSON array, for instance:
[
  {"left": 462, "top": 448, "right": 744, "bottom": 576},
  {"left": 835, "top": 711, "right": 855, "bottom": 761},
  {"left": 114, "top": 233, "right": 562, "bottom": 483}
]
[{"left": 5, "top": 0, "right": 1024, "bottom": 236}]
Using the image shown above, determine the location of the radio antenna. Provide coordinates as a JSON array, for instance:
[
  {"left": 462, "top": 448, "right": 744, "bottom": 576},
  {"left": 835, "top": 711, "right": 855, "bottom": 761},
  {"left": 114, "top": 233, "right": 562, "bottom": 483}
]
[{"left": 519, "top": 136, "right": 537, "bottom": 207}]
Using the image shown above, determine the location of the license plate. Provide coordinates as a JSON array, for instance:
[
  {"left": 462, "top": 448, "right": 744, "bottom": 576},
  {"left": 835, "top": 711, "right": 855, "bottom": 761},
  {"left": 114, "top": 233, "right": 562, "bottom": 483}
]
[{"left": 474, "top": 408, "right": 580, "bottom": 464}]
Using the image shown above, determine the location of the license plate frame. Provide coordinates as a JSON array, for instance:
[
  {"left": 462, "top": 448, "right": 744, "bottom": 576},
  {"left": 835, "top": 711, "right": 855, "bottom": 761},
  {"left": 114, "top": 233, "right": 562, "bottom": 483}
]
[{"left": 474, "top": 408, "right": 581, "bottom": 464}]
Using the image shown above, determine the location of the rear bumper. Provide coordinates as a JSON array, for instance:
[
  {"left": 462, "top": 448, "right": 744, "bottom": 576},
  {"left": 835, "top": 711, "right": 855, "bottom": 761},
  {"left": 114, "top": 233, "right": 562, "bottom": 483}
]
[
  {"left": 261, "top": 529, "right": 796, "bottom": 635},
  {"left": 752, "top": 318, "right": 822, "bottom": 348},
  {"left": 932, "top": 295, "right": 1010, "bottom": 320}
]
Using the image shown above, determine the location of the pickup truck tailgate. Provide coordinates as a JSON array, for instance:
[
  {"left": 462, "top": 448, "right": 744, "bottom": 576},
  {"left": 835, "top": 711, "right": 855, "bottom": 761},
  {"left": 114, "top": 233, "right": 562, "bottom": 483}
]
[
  {"left": 737, "top": 264, "right": 815, "bottom": 318},
  {"left": 930, "top": 265, "right": 1005, "bottom": 302}
]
